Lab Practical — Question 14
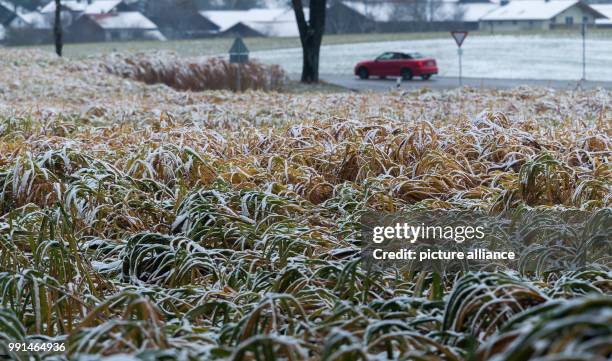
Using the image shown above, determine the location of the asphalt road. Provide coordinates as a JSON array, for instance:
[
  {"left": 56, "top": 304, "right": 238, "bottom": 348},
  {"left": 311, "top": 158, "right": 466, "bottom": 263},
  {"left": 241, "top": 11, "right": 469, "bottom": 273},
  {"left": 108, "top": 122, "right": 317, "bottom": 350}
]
[{"left": 319, "top": 74, "right": 612, "bottom": 92}]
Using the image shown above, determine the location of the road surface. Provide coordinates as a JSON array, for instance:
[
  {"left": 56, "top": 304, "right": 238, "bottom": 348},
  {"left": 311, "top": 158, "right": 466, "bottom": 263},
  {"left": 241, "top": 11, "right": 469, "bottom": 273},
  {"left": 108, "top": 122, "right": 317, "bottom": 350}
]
[{"left": 318, "top": 74, "right": 612, "bottom": 92}]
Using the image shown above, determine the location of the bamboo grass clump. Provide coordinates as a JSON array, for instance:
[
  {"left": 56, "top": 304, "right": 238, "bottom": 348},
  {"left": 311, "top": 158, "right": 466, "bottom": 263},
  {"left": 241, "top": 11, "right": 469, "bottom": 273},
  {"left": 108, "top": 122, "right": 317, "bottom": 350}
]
[{"left": 0, "top": 48, "right": 610, "bottom": 361}]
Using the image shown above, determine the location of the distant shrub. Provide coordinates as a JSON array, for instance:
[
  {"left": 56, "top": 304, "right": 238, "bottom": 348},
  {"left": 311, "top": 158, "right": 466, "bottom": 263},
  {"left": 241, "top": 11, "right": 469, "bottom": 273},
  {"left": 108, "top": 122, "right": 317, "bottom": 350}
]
[{"left": 103, "top": 54, "right": 287, "bottom": 92}]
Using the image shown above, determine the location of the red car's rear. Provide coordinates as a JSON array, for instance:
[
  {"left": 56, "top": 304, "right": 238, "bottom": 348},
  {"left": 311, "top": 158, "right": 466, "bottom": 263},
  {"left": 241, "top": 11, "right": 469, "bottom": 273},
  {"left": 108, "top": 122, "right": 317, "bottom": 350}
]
[{"left": 354, "top": 52, "right": 438, "bottom": 80}]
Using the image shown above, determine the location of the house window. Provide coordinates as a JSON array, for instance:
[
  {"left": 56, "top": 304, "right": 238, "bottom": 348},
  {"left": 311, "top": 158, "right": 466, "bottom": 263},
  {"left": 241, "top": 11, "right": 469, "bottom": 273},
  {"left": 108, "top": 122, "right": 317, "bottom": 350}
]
[
  {"left": 513, "top": 20, "right": 518, "bottom": 25},
  {"left": 565, "top": 16, "right": 573, "bottom": 25},
  {"left": 583, "top": 16, "right": 588, "bottom": 23}
]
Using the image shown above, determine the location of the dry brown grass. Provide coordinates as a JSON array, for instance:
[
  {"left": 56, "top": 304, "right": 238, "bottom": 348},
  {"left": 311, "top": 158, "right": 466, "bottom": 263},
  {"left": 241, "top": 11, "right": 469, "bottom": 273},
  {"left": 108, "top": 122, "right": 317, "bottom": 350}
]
[{"left": 103, "top": 54, "right": 287, "bottom": 92}]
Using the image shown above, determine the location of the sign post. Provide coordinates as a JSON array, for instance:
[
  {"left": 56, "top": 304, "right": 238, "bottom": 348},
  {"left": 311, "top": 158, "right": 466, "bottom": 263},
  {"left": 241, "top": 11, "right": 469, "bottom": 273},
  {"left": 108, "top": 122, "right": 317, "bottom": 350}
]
[
  {"left": 581, "top": 23, "right": 586, "bottom": 81},
  {"left": 229, "top": 37, "right": 249, "bottom": 92},
  {"left": 450, "top": 31, "right": 468, "bottom": 87}
]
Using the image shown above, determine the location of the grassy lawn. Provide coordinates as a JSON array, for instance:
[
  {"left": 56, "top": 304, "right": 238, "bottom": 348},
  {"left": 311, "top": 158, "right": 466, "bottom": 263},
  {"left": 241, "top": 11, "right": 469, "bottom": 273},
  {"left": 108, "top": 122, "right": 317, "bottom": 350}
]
[
  {"left": 20, "top": 32, "right": 452, "bottom": 58},
  {"left": 16, "top": 28, "right": 612, "bottom": 59}
]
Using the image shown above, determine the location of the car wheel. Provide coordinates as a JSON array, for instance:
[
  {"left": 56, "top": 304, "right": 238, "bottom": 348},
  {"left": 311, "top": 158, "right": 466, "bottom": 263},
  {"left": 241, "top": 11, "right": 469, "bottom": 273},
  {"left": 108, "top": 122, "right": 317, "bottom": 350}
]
[
  {"left": 421, "top": 74, "right": 432, "bottom": 80},
  {"left": 400, "top": 69, "right": 413, "bottom": 81},
  {"left": 358, "top": 67, "right": 369, "bottom": 80}
]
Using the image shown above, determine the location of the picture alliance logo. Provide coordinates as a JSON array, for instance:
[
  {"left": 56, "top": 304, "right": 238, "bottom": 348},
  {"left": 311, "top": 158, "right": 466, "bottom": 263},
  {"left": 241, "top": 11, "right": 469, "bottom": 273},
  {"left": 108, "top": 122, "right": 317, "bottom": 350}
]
[{"left": 371, "top": 223, "right": 486, "bottom": 244}]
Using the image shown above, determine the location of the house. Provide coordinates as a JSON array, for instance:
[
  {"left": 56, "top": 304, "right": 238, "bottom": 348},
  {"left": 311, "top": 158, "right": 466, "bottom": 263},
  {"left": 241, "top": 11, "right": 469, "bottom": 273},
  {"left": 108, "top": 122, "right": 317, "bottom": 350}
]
[
  {"left": 6, "top": 11, "right": 52, "bottom": 44},
  {"left": 38, "top": 0, "right": 130, "bottom": 30},
  {"left": 0, "top": 1, "right": 19, "bottom": 26},
  {"left": 480, "top": 0, "right": 606, "bottom": 32},
  {"left": 8, "top": 11, "right": 50, "bottom": 29},
  {"left": 201, "top": 8, "right": 303, "bottom": 37},
  {"left": 136, "top": 0, "right": 220, "bottom": 39},
  {"left": 592, "top": 4, "right": 612, "bottom": 27},
  {"left": 66, "top": 11, "right": 165, "bottom": 42},
  {"left": 329, "top": 0, "right": 499, "bottom": 33},
  {"left": 199, "top": 10, "right": 264, "bottom": 37},
  {"left": 326, "top": 2, "right": 376, "bottom": 33},
  {"left": 40, "top": 0, "right": 127, "bottom": 15}
]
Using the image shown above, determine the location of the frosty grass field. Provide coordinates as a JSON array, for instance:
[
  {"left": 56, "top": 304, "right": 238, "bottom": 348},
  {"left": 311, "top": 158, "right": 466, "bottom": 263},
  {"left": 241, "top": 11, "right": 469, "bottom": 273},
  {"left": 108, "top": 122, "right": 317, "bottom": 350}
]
[
  {"left": 0, "top": 48, "right": 610, "bottom": 360},
  {"left": 252, "top": 35, "right": 612, "bottom": 80}
]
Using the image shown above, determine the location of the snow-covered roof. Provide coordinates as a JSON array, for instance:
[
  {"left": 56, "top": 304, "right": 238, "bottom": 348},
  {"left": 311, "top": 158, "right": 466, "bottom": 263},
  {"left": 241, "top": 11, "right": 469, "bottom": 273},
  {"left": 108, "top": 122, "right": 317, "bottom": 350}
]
[
  {"left": 83, "top": 0, "right": 123, "bottom": 14},
  {"left": 592, "top": 4, "right": 612, "bottom": 25},
  {"left": 0, "top": 1, "right": 14, "bottom": 11},
  {"left": 200, "top": 9, "right": 283, "bottom": 31},
  {"left": 481, "top": 0, "right": 603, "bottom": 21},
  {"left": 459, "top": 3, "right": 500, "bottom": 22},
  {"left": 199, "top": 10, "right": 249, "bottom": 32},
  {"left": 88, "top": 11, "right": 157, "bottom": 29},
  {"left": 41, "top": 0, "right": 123, "bottom": 14},
  {"left": 10, "top": 11, "right": 51, "bottom": 29},
  {"left": 342, "top": 0, "right": 498, "bottom": 23},
  {"left": 200, "top": 8, "right": 304, "bottom": 37},
  {"left": 0, "top": 0, "right": 28, "bottom": 15},
  {"left": 41, "top": 0, "right": 87, "bottom": 13}
]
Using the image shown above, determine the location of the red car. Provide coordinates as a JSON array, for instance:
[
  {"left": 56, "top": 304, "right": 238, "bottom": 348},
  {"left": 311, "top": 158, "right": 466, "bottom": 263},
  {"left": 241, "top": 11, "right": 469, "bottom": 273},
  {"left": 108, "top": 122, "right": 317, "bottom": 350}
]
[{"left": 354, "top": 52, "right": 438, "bottom": 80}]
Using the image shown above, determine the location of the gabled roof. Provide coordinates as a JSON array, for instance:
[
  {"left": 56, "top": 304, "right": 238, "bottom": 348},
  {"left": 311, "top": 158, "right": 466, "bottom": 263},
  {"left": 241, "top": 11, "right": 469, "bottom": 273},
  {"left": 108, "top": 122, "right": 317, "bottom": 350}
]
[
  {"left": 200, "top": 9, "right": 285, "bottom": 32},
  {"left": 0, "top": 1, "right": 15, "bottom": 12},
  {"left": 87, "top": 11, "right": 157, "bottom": 29},
  {"left": 457, "top": 3, "right": 500, "bottom": 22},
  {"left": 0, "top": 0, "right": 28, "bottom": 24},
  {"left": 10, "top": 11, "right": 51, "bottom": 29},
  {"left": 200, "top": 8, "right": 303, "bottom": 37},
  {"left": 592, "top": 4, "right": 612, "bottom": 25},
  {"left": 481, "top": 0, "right": 605, "bottom": 21},
  {"left": 41, "top": 0, "right": 123, "bottom": 14}
]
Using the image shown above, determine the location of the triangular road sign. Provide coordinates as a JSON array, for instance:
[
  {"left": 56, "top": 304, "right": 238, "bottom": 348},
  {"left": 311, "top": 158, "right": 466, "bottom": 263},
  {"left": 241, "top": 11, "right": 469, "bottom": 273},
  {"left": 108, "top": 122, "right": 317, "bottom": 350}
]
[
  {"left": 450, "top": 31, "right": 468, "bottom": 47},
  {"left": 229, "top": 37, "right": 249, "bottom": 55}
]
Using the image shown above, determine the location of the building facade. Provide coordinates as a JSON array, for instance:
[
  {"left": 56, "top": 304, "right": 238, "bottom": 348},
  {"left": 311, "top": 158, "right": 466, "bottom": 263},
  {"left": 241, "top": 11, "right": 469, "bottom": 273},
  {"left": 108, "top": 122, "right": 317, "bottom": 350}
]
[{"left": 480, "top": 0, "right": 605, "bottom": 32}]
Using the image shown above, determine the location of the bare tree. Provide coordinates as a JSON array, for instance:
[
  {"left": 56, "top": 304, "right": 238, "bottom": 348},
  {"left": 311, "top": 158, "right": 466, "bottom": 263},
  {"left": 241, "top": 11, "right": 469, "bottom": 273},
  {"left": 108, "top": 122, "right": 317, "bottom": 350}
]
[
  {"left": 451, "top": 3, "right": 466, "bottom": 22},
  {"left": 391, "top": 0, "right": 443, "bottom": 23},
  {"left": 53, "top": 0, "right": 62, "bottom": 56},
  {"left": 292, "top": 0, "right": 326, "bottom": 83},
  {"left": 426, "top": 0, "right": 443, "bottom": 22},
  {"left": 390, "top": 0, "right": 425, "bottom": 22}
]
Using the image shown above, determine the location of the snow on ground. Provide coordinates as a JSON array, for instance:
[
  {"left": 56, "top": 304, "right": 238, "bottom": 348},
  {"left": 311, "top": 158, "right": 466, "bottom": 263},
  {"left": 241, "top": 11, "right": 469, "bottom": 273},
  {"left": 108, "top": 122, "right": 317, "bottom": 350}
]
[{"left": 250, "top": 35, "right": 612, "bottom": 80}]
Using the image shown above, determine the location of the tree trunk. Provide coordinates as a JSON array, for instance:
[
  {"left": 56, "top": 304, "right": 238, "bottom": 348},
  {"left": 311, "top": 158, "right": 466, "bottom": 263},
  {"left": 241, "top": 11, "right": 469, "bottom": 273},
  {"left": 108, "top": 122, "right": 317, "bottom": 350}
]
[
  {"left": 292, "top": 0, "right": 326, "bottom": 84},
  {"left": 300, "top": 31, "right": 322, "bottom": 83},
  {"left": 54, "top": 0, "right": 63, "bottom": 57}
]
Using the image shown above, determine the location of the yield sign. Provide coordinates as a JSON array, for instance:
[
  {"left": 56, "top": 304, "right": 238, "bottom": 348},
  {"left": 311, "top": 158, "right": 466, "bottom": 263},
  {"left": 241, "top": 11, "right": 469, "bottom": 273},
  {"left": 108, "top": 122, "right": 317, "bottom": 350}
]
[{"left": 450, "top": 31, "right": 468, "bottom": 47}]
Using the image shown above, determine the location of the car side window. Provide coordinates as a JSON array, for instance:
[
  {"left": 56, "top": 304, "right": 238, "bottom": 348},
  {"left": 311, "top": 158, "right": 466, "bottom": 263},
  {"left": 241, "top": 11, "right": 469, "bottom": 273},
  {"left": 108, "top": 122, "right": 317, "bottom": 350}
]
[
  {"left": 392, "top": 53, "right": 403, "bottom": 59},
  {"left": 377, "top": 53, "right": 394, "bottom": 60}
]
